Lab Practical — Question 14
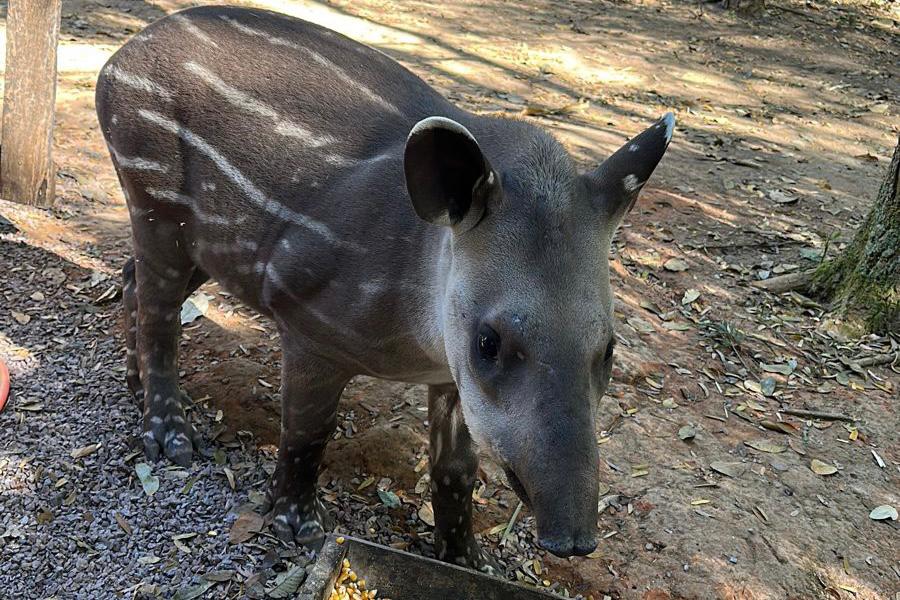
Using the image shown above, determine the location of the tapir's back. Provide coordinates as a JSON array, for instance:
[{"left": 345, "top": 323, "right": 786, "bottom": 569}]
[
  {"left": 96, "top": 6, "right": 457, "bottom": 321},
  {"left": 97, "top": 6, "right": 453, "bottom": 161}
]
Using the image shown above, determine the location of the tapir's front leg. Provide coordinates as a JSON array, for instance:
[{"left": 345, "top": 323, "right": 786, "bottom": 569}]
[
  {"left": 428, "top": 384, "right": 496, "bottom": 573},
  {"left": 267, "top": 336, "right": 350, "bottom": 549}
]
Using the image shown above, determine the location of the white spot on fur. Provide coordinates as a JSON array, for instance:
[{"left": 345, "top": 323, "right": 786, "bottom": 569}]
[
  {"left": 623, "top": 174, "right": 643, "bottom": 193},
  {"left": 137, "top": 109, "right": 363, "bottom": 252}
]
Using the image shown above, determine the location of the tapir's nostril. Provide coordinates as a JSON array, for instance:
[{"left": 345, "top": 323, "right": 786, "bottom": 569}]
[
  {"left": 572, "top": 536, "right": 598, "bottom": 557},
  {"left": 539, "top": 534, "right": 597, "bottom": 558},
  {"left": 539, "top": 536, "right": 575, "bottom": 558}
]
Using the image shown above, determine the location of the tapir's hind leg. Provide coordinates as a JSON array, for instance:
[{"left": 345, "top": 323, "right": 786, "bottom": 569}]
[
  {"left": 127, "top": 215, "right": 206, "bottom": 466},
  {"left": 428, "top": 385, "right": 497, "bottom": 573},
  {"left": 123, "top": 258, "right": 142, "bottom": 401},
  {"left": 122, "top": 257, "right": 208, "bottom": 406},
  {"left": 265, "top": 335, "right": 350, "bottom": 549}
]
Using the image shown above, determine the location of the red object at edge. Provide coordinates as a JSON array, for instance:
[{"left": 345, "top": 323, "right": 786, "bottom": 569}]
[{"left": 0, "top": 359, "right": 9, "bottom": 413}]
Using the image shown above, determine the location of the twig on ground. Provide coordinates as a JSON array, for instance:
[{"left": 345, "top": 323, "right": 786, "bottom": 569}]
[
  {"left": 779, "top": 407, "right": 855, "bottom": 422},
  {"left": 751, "top": 270, "right": 815, "bottom": 293}
]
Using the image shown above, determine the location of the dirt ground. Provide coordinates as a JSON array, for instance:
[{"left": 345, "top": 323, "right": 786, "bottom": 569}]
[{"left": 1, "top": 0, "right": 898, "bottom": 598}]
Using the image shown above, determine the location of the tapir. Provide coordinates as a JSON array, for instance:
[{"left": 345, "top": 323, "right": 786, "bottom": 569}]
[{"left": 95, "top": 5, "right": 673, "bottom": 566}]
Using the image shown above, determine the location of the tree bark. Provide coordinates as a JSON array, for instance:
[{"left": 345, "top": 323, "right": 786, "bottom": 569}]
[
  {"left": 0, "top": 0, "right": 62, "bottom": 207},
  {"left": 811, "top": 136, "right": 900, "bottom": 334}
]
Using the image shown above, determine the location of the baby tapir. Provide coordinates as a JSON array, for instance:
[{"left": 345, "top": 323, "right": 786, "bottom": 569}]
[{"left": 96, "top": 6, "right": 673, "bottom": 566}]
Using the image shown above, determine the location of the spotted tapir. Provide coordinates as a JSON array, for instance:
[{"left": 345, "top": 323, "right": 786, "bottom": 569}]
[{"left": 96, "top": 6, "right": 673, "bottom": 566}]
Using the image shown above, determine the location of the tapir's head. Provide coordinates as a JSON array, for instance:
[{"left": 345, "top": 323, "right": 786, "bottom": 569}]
[{"left": 404, "top": 113, "right": 673, "bottom": 557}]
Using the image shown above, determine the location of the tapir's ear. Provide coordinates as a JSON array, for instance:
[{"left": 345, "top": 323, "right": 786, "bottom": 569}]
[
  {"left": 585, "top": 112, "right": 675, "bottom": 229},
  {"left": 404, "top": 116, "right": 498, "bottom": 232}
]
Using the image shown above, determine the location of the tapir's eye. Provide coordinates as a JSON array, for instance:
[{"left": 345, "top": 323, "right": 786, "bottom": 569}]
[{"left": 477, "top": 325, "right": 501, "bottom": 362}]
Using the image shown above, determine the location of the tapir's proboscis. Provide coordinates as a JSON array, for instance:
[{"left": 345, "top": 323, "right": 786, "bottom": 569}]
[{"left": 96, "top": 6, "right": 674, "bottom": 568}]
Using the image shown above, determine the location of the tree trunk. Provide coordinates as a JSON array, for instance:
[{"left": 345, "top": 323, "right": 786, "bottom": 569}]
[
  {"left": 0, "top": 0, "right": 62, "bottom": 207},
  {"left": 811, "top": 136, "right": 900, "bottom": 334}
]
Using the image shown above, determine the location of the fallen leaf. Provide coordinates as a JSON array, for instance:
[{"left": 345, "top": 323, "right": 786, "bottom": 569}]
[
  {"left": 418, "top": 501, "right": 435, "bottom": 527},
  {"left": 768, "top": 190, "right": 798, "bottom": 205},
  {"left": 414, "top": 473, "right": 430, "bottom": 495},
  {"left": 810, "top": 459, "right": 837, "bottom": 475},
  {"left": 759, "top": 377, "right": 776, "bottom": 397},
  {"left": 662, "top": 398, "right": 678, "bottom": 409},
  {"left": 678, "top": 426, "right": 696, "bottom": 441},
  {"left": 265, "top": 565, "right": 307, "bottom": 598},
  {"left": 868, "top": 505, "right": 898, "bottom": 521},
  {"left": 745, "top": 439, "right": 786, "bottom": 454},
  {"left": 11, "top": 311, "right": 30, "bottom": 325},
  {"left": 681, "top": 289, "right": 701, "bottom": 305},
  {"left": 664, "top": 258, "right": 689, "bottom": 272},
  {"left": 627, "top": 317, "right": 655, "bottom": 334},
  {"left": 229, "top": 511, "right": 264, "bottom": 544},
  {"left": 172, "top": 580, "right": 215, "bottom": 600},
  {"left": 744, "top": 399, "right": 767, "bottom": 411},
  {"left": 36, "top": 509, "right": 54, "bottom": 524},
  {"left": 222, "top": 466, "right": 235, "bottom": 490},
  {"left": 378, "top": 489, "right": 401, "bottom": 509},
  {"left": 70, "top": 443, "right": 101, "bottom": 459},
  {"left": 134, "top": 463, "right": 159, "bottom": 496},
  {"left": 180, "top": 292, "right": 210, "bottom": 325},
  {"left": 173, "top": 532, "right": 197, "bottom": 554},
  {"left": 761, "top": 361, "right": 796, "bottom": 376},
  {"left": 710, "top": 462, "right": 746, "bottom": 478},
  {"left": 203, "top": 570, "right": 234, "bottom": 583},
  {"left": 114, "top": 512, "right": 133, "bottom": 535},
  {"left": 760, "top": 420, "right": 795, "bottom": 435}
]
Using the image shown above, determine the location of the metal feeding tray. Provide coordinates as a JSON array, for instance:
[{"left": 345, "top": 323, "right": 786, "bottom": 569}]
[{"left": 298, "top": 535, "right": 561, "bottom": 600}]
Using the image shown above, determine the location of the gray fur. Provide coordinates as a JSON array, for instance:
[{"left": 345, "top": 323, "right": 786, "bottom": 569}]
[{"left": 96, "top": 6, "right": 673, "bottom": 560}]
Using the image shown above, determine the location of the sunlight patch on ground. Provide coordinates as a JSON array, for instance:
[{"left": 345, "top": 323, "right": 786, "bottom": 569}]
[
  {"left": 238, "top": 0, "right": 421, "bottom": 46},
  {"left": 0, "top": 332, "right": 36, "bottom": 371},
  {"left": 0, "top": 26, "right": 116, "bottom": 75}
]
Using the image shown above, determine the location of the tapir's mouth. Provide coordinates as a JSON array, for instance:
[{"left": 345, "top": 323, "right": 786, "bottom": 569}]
[{"left": 502, "top": 465, "right": 530, "bottom": 507}]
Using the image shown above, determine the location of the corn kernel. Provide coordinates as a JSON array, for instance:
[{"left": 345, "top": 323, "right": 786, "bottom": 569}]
[{"left": 336, "top": 536, "right": 346, "bottom": 544}]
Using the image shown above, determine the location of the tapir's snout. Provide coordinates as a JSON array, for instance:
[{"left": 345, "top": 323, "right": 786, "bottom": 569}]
[
  {"left": 531, "top": 475, "right": 600, "bottom": 558},
  {"left": 499, "top": 398, "right": 601, "bottom": 559},
  {"left": 539, "top": 532, "right": 598, "bottom": 558}
]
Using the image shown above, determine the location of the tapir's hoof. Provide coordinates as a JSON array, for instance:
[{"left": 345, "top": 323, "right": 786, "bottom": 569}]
[
  {"left": 268, "top": 496, "right": 333, "bottom": 551},
  {"left": 437, "top": 536, "right": 500, "bottom": 575},
  {"left": 141, "top": 391, "right": 200, "bottom": 467}
]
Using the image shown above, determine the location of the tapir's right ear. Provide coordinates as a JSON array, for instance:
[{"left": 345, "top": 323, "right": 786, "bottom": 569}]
[
  {"left": 584, "top": 112, "right": 675, "bottom": 231},
  {"left": 404, "top": 116, "right": 499, "bottom": 232}
]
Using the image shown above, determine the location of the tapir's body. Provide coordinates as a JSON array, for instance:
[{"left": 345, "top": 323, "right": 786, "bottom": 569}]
[{"left": 97, "top": 5, "right": 673, "bottom": 566}]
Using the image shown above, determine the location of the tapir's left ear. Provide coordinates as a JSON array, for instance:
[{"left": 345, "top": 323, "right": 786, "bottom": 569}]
[
  {"left": 404, "top": 116, "right": 499, "bottom": 233},
  {"left": 584, "top": 112, "right": 675, "bottom": 229}
]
